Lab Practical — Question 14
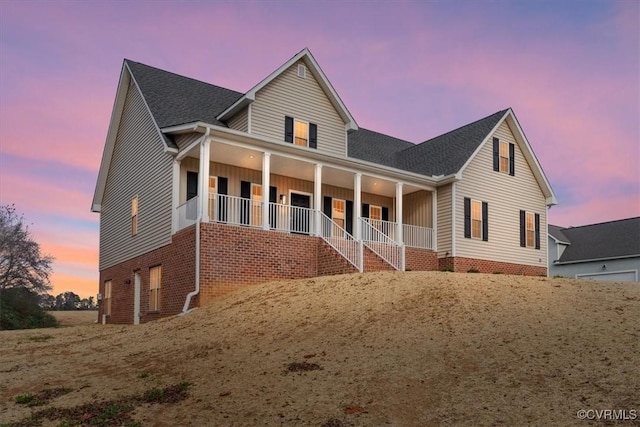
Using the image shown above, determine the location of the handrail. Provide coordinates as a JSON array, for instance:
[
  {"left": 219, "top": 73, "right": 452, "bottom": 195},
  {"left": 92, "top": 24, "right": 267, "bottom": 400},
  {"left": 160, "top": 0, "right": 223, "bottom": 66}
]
[
  {"left": 319, "top": 212, "right": 362, "bottom": 271},
  {"left": 360, "top": 217, "right": 402, "bottom": 270}
]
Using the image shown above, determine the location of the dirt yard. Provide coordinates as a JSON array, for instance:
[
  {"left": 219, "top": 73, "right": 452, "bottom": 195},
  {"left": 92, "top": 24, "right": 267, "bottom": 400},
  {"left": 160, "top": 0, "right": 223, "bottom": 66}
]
[
  {"left": 1, "top": 272, "right": 638, "bottom": 426},
  {"left": 48, "top": 311, "right": 98, "bottom": 327}
]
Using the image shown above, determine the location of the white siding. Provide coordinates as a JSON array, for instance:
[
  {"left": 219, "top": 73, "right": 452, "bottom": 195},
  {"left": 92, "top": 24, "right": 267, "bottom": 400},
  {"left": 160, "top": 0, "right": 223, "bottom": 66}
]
[
  {"left": 436, "top": 184, "right": 452, "bottom": 258},
  {"left": 227, "top": 107, "right": 249, "bottom": 132},
  {"left": 455, "top": 121, "right": 547, "bottom": 267},
  {"left": 99, "top": 80, "right": 173, "bottom": 270},
  {"left": 251, "top": 60, "right": 346, "bottom": 156},
  {"left": 175, "top": 133, "right": 201, "bottom": 149}
]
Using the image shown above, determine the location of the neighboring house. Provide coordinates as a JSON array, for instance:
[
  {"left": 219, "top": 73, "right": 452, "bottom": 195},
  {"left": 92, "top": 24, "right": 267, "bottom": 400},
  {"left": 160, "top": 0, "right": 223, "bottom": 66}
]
[
  {"left": 548, "top": 218, "right": 640, "bottom": 282},
  {"left": 92, "top": 48, "right": 556, "bottom": 324}
]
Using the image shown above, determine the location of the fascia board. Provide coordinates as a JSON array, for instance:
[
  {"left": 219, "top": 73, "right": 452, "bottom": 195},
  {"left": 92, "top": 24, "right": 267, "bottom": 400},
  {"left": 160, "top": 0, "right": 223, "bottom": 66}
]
[{"left": 91, "top": 63, "right": 131, "bottom": 213}]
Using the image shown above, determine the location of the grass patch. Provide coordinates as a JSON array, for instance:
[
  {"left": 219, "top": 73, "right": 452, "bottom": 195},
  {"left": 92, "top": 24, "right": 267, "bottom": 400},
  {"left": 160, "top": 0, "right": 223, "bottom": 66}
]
[
  {"left": 8, "top": 383, "right": 191, "bottom": 427},
  {"left": 14, "top": 387, "right": 72, "bottom": 407}
]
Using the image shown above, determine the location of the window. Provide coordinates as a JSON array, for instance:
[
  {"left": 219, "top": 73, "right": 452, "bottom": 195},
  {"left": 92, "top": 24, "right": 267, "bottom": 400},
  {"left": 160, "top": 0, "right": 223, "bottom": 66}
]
[
  {"left": 131, "top": 196, "right": 138, "bottom": 235},
  {"left": 332, "top": 199, "right": 345, "bottom": 229},
  {"left": 104, "top": 280, "right": 112, "bottom": 315},
  {"left": 251, "top": 184, "right": 263, "bottom": 226},
  {"left": 493, "top": 138, "right": 515, "bottom": 176},
  {"left": 284, "top": 116, "right": 317, "bottom": 148},
  {"left": 471, "top": 200, "right": 482, "bottom": 239},
  {"left": 464, "top": 198, "right": 488, "bottom": 241},
  {"left": 149, "top": 266, "right": 162, "bottom": 311},
  {"left": 294, "top": 120, "right": 308, "bottom": 146},
  {"left": 208, "top": 176, "right": 217, "bottom": 220},
  {"left": 526, "top": 212, "right": 535, "bottom": 247},
  {"left": 500, "top": 141, "right": 509, "bottom": 173},
  {"left": 520, "top": 210, "right": 540, "bottom": 249}
]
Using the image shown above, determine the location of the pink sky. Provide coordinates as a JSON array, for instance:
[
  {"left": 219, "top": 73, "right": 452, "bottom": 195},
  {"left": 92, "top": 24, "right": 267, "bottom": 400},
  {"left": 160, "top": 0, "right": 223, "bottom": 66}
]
[{"left": 0, "top": 1, "right": 638, "bottom": 298}]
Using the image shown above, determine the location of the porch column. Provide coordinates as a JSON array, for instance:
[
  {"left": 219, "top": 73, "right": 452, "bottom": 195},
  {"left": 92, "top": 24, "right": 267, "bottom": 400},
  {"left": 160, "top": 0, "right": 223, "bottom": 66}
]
[
  {"left": 395, "top": 182, "right": 404, "bottom": 245},
  {"left": 432, "top": 189, "right": 438, "bottom": 251},
  {"left": 199, "top": 139, "right": 210, "bottom": 222},
  {"left": 314, "top": 164, "right": 322, "bottom": 236},
  {"left": 262, "top": 152, "right": 271, "bottom": 230},
  {"left": 171, "top": 158, "right": 180, "bottom": 233},
  {"left": 354, "top": 173, "right": 362, "bottom": 240}
]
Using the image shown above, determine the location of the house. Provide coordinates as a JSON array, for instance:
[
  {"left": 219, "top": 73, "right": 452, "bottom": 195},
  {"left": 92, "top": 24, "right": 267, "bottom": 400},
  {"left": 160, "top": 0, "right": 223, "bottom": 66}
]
[
  {"left": 548, "top": 218, "right": 640, "bottom": 282},
  {"left": 92, "top": 48, "right": 556, "bottom": 324}
]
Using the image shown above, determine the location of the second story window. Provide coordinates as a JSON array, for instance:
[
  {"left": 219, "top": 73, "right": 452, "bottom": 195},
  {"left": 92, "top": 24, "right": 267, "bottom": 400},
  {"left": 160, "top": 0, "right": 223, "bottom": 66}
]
[
  {"left": 493, "top": 137, "right": 515, "bottom": 176},
  {"left": 285, "top": 116, "right": 317, "bottom": 149},
  {"left": 294, "top": 120, "right": 308, "bottom": 146}
]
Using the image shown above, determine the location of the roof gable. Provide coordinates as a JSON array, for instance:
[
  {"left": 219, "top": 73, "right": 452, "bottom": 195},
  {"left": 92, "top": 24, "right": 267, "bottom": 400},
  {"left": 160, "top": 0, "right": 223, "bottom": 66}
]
[
  {"left": 217, "top": 48, "right": 358, "bottom": 131},
  {"left": 548, "top": 224, "right": 571, "bottom": 244},
  {"left": 394, "top": 109, "right": 507, "bottom": 177},
  {"left": 555, "top": 217, "right": 640, "bottom": 262}
]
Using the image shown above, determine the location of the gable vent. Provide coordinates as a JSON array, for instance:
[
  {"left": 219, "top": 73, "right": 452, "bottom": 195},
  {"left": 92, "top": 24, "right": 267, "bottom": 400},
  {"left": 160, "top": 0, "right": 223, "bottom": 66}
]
[{"left": 297, "top": 64, "right": 306, "bottom": 79}]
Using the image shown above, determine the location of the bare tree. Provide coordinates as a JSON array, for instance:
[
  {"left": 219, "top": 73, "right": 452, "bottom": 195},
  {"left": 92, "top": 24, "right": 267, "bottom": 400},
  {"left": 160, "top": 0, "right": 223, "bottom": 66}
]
[{"left": 0, "top": 204, "right": 53, "bottom": 293}]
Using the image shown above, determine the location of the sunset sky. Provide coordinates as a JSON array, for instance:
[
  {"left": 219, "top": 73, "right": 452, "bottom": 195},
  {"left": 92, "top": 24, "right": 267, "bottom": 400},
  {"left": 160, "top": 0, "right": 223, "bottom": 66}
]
[{"left": 0, "top": 0, "right": 638, "bottom": 298}]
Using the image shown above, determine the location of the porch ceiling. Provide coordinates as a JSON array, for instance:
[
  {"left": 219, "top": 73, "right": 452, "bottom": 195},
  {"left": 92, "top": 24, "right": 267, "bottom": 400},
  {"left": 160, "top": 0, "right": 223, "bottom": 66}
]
[{"left": 192, "top": 141, "right": 424, "bottom": 198}]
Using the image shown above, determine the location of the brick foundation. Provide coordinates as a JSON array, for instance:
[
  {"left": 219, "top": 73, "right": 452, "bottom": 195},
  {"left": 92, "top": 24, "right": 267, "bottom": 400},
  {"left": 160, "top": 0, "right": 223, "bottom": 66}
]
[
  {"left": 98, "top": 226, "right": 196, "bottom": 324},
  {"left": 437, "top": 256, "right": 547, "bottom": 276},
  {"left": 199, "top": 223, "right": 321, "bottom": 304},
  {"left": 405, "top": 247, "right": 438, "bottom": 271},
  {"left": 317, "top": 240, "right": 359, "bottom": 276}
]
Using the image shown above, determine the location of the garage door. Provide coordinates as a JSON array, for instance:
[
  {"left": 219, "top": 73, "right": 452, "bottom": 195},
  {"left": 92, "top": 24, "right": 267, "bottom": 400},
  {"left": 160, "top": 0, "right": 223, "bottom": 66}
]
[{"left": 577, "top": 271, "right": 638, "bottom": 282}]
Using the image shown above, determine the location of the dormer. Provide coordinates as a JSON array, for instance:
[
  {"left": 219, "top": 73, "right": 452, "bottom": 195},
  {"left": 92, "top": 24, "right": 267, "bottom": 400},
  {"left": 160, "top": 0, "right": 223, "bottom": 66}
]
[{"left": 218, "top": 48, "right": 358, "bottom": 157}]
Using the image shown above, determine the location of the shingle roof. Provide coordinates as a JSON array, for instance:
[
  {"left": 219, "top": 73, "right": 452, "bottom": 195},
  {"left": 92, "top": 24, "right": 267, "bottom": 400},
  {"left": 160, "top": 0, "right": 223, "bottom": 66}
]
[
  {"left": 125, "top": 60, "right": 244, "bottom": 128},
  {"left": 394, "top": 109, "right": 508, "bottom": 176},
  {"left": 548, "top": 224, "right": 571, "bottom": 244},
  {"left": 125, "top": 59, "right": 509, "bottom": 177},
  {"left": 347, "top": 128, "right": 414, "bottom": 167},
  {"left": 347, "top": 110, "right": 508, "bottom": 176},
  {"left": 554, "top": 217, "right": 640, "bottom": 263}
]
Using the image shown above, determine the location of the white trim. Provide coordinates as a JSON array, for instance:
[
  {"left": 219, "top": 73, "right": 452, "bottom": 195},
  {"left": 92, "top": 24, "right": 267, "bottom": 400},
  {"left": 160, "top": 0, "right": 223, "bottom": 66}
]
[
  {"left": 288, "top": 189, "right": 314, "bottom": 208},
  {"left": 171, "top": 159, "right": 180, "bottom": 233},
  {"left": 555, "top": 254, "right": 640, "bottom": 265},
  {"left": 576, "top": 270, "right": 638, "bottom": 282},
  {"left": 133, "top": 271, "right": 141, "bottom": 325},
  {"left": 247, "top": 104, "right": 252, "bottom": 134},
  {"left": 395, "top": 182, "right": 403, "bottom": 245},
  {"left": 262, "top": 152, "right": 271, "bottom": 230},
  {"left": 314, "top": 164, "right": 322, "bottom": 236},
  {"left": 432, "top": 188, "right": 437, "bottom": 252},
  {"left": 451, "top": 182, "right": 456, "bottom": 257}
]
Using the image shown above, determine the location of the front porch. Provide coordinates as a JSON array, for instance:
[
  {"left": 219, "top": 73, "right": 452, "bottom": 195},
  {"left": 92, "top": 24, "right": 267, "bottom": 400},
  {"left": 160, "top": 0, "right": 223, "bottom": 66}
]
[{"left": 172, "top": 132, "right": 437, "bottom": 272}]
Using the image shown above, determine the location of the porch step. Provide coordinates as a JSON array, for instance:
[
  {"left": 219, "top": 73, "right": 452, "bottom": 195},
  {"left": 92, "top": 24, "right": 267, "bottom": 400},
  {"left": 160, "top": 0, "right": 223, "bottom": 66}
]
[
  {"left": 317, "top": 240, "right": 359, "bottom": 276},
  {"left": 363, "top": 246, "right": 395, "bottom": 272}
]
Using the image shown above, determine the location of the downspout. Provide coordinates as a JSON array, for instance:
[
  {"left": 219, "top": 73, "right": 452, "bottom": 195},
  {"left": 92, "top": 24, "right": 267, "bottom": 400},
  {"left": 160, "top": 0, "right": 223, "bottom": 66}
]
[{"left": 181, "top": 128, "right": 210, "bottom": 314}]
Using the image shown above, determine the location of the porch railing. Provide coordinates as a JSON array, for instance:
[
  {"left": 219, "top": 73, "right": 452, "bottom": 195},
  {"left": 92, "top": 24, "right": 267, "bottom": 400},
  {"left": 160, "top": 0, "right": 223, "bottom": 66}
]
[
  {"left": 206, "top": 194, "right": 314, "bottom": 234},
  {"left": 177, "top": 196, "right": 199, "bottom": 230},
  {"left": 319, "top": 212, "right": 362, "bottom": 271},
  {"left": 403, "top": 224, "right": 435, "bottom": 249},
  {"left": 360, "top": 218, "right": 402, "bottom": 270}
]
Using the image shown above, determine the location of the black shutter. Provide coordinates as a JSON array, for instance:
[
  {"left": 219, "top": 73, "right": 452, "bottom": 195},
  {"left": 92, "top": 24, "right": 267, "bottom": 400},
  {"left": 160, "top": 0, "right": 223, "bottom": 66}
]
[
  {"left": 240, "top": 181, "right": 251, "bottom": 225},
  {"left": 382, "top": 207, "right": 389, "bottom": 221},
  {"left": 187, "top": 171, "right": 198, "bottom": 200},
  {"left": 493, "top": 138, "right": 500, "bottom": 171},
  {"left": 269, "top": 186, "right": 277, "bottom": 228},
  {"left": 309, "top": 123, "right": 317, "bottom": 149},
  {"left": 519, "top": 210, "right": 526, "bottom": 247},
  {"left": 464, "top": 197, "right": 471, "bottom": 238},
  {"left": 362, "top": 203, "right": 370, "bottom": 218},
  {"left": 509, "top": 143, "right": 515, "bottom": 176},
  {"left": 482, "top": 202, "right": 488, "bottom": 241},
  {"left": 323, "top": 196, "right": 332, "bottom": 218},
  {"left": 345, "top": 200, "right": 353, "bottom": 235},
  {"left": 284, "top": 116, "right": 294, "bottom": 143},
  {"left": 217, "top": 177, "right": 228, "bottom": 222},
  {"left": 534, "top": 213, "right": 540, "bottom": 249}
]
